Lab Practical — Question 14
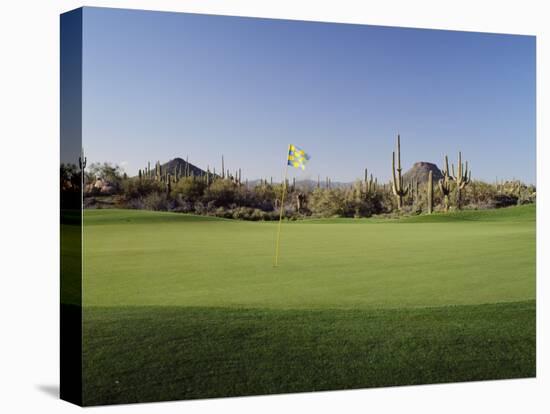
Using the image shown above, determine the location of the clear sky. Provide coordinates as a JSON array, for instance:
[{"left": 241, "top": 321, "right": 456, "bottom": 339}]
[{"left": 82, "top": 7, "right": 536, "bottom": 184}]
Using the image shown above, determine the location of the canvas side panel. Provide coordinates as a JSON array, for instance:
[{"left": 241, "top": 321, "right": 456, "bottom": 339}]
[{"left": 60, "top": 7, "right": 83, "bottom": 406}]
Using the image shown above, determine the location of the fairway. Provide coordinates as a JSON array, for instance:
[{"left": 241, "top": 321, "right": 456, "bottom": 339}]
[{"left": 82, "top": 205, "right": 536, "bottom": 405}]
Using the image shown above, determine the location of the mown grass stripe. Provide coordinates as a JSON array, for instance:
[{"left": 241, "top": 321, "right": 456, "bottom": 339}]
[{"left": 82, "top": 301, "right": 535, "bottom": 405}]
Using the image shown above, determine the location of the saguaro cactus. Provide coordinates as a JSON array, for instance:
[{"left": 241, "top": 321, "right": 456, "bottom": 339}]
[
  {"left": 391, "top": 134, "right": 409, "bottom": 210},
  {"left": 451, "top": 151, "right": 471, "bottom": 209},
  {"left": 368, "top": 174, "right": 376, "bottom": 194},
  {"left": 438, "top": 155, "right": 453, "bottom": 212},
  {"left": 427, "top": 170, "right": 433, "bottom": 214},
  {"left": 79, "top": 147, "right": 86, "bottom": 172},
  {"left": 364, "top": 168, "right": 376, "bottom": 194},
  {"left": 296, "top": 192, "right": 306, "bottom": 212}
]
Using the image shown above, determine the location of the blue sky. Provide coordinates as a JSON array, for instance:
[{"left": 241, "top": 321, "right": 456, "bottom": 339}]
[{"left": 82, "top": 7, "right": 536, "bottom": 184}]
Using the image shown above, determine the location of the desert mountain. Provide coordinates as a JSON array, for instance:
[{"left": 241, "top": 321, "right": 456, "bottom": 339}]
[
  {"left": 161, "top": 158, "right": 208, "bottom": 177},
  {"left": 402, "top": 162, "right": 443, "bottom": 184}
]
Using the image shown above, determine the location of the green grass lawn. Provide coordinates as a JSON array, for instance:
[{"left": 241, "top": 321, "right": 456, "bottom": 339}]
[{"left": 82, "top": 205, "right": 536, "bottom": 405}]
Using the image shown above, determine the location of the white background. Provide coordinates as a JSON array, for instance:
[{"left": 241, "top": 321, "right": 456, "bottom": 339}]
[{"left": 0, "top": 0, "right": 548, "bottom": 412}]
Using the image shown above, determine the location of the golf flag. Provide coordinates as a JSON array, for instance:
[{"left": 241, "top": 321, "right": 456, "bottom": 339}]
[
  {"left": 274, "top": 144, "right": 311, "bottom": 267},
  {"left": 287, "top": 144, "right": 310, "bottom": 170}
]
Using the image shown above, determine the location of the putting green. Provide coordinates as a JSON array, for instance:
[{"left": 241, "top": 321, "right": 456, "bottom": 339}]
[
  {"left": 80, "top": 205, "right": 536, "bottom": 405},
  {"left": 83, "top": 205, "right": 535, "bottom": 310}
]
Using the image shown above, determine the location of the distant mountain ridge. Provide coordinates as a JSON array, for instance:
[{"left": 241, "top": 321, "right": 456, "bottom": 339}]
[{"left": 143, "top": 158, "right": 442, "bottom": 186}]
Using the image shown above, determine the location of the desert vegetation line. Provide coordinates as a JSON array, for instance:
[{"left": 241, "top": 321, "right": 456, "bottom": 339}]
[{"left": 60, "top": 135, "right": 535, "bottom": 220}]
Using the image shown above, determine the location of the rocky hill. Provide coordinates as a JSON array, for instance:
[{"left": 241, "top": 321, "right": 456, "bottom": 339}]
[
  {"left": 161, "top": 157, "right": 208, "bottom": 177},
  {"left": 402, "top": 162, "right": 443, "bottom": 184}
]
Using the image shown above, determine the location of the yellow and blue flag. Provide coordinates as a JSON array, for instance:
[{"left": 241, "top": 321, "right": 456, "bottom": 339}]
[{"left": 287, "top": 144, "right": 310, "bottom": 170}]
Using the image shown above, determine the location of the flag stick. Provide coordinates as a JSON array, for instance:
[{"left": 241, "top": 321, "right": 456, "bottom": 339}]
[{"left": 274, "top": 149, "right": 290, "bottom": 267}]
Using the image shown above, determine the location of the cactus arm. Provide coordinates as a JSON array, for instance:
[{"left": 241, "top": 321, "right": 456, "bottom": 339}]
[
  {"left": 391, "top": 151, "right": 398, "bottom": 195},
  {"left": 428, "top": 170, "right": 433, "bottom": 214}
]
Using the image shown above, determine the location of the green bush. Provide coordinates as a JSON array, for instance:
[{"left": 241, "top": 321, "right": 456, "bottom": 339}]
[
  {"left": 171, "top": 177, "right": 206, "bottom": 202},
  {"left": 204, "top": 179, "right": 239, "bottom": 207},
  {"left": 309, "top": 189, "right": 346, "bottom": 217},
  {"left": 243, "top": 184, "right": 277, "bottom": 211},
  {"left": 123, "top": 178, "right": 164, "bottom": 199}
]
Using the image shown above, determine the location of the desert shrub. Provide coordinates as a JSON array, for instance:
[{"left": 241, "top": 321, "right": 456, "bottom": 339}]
[
  {"left": 210, "top": 207, "right": 233, "bottom": 219},
  {"left": 410, "top": 182, "right": 442, "bottom": 213},
  {"left": 203, "top": 179, "right": 239, "bottom": 207},
  {"left": 341, "top": 192, "right": 370, "bottom": 218},
  {"left": 193, "top": 201, "right": 207, "bottom": 215},
  {"left": 379, "top": 188, "right": 398, "bottom": 213},
  {"left": 172, "top": 199, "right": 194, "bottom": 213},
  {"left": 88, "top": 162, "right": 124, "bottom": 193},
  {"left": 457, "top": 181, "right": 496, "bottom": 207},
  {"left": 143, "top": 192, "right": 169, "bottom": 211},
  {"left": 202, "top": 206, "right": 279, "bottom": 221},
  {"left": 232, "top": 206, "right": 252, "bottom": 220},
  {"left": 242, "top": 185, "right": 277, "bottom": 211},
  {"left": 125, "top": 197, "right": 145, "bottom": 210},
  {"left": 260, "top": 210, "right": 280, "bottom": 221},
  {"left": 123, "top": 178, "right": 164, "bottom": 199},
  {"left": 250, "top": 208, "right": 267, "bottom": 221},
  {"left": 492, "top": 194, "right": 519, "bottom": 208},
  {"left": 518, "top": 186, "right": 536, "bottom": 205},
  {"left": 171, "top": 177, "right": 206, "bottom": 202},
  {"left": 444, "top": 180, "right": 530, "bottom": 210},
  {"left": 251, "top": 208, "right": 280, "bottom": 221},
  {"left": 308, "top": 188, "right": 346, "bottom": 217}
]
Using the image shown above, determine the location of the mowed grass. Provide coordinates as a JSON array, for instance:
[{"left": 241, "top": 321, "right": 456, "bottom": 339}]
[
  {"left": 83, "top": 302, "right": 535, "bottom": 405},
  {"left": 82, "top": 205, "right": 536, "bottom": 405},
  {"left": 83, "top": 205, "right": 535, "bottom": 309}
]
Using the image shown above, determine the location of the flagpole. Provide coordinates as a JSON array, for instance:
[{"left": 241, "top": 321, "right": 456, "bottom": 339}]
[{"left": 274, "top": 146, "right": 290, "bottom": 267}]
